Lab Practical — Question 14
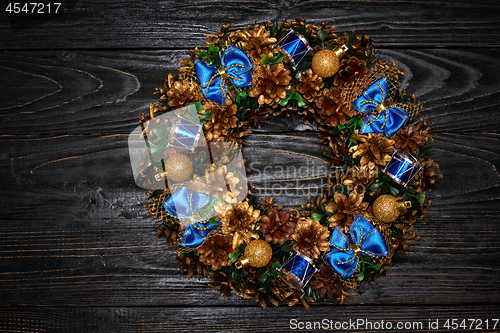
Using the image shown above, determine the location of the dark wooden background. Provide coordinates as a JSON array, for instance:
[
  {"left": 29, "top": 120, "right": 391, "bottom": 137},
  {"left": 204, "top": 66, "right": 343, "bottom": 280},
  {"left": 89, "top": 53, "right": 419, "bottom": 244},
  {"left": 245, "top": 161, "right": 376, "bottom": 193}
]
[{"left": 1, "top": 1, "right": 500, "bottom": 332}]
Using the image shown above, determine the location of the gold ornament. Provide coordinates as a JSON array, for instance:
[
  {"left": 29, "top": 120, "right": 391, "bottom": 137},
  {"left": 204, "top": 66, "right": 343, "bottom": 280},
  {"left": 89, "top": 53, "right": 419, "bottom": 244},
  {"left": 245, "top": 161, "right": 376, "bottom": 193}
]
[
  {"left": 164, "top": 153, "right": 193, "bottom": 182},
  {"left": 372, "top": 194, "right": 411, "bottom": 223},
  {"left": 234, "top": 239, "right": 272, "bottom": 269},
  {"left": 311, "top": 45, "right": 348, "bottom": 78}
]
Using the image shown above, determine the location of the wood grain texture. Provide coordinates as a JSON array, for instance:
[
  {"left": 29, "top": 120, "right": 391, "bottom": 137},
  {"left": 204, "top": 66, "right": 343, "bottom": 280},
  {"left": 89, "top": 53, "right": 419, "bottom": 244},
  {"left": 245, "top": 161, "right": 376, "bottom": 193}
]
[
  {"left": 2, "top": 0, "right": 500, "bottom": 330},
  {"left": 2, "top": 48, "right": 500, "bottom": 135},
  {"left": 1, "top": 305, "right": 500, "bottom": 332},
  {"left": 1, "top": 0, "right": 500, "bottom": 49},
  {"left": 0, "top": 131, "right": 499, "bottom": 306}
]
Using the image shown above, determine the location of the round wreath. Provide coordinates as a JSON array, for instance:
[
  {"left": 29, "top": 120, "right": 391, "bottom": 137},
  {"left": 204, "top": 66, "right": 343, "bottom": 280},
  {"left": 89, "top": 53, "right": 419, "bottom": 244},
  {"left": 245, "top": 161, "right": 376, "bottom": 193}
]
[{"left": 140, "top": 19, "right": 442, "bottom": 308}]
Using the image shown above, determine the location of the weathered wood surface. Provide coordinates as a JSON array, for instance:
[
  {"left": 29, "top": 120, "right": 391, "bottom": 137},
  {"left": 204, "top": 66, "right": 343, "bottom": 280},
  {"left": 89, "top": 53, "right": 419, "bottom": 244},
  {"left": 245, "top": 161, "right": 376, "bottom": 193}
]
[
  {"left": 1, "top": 0, "right": 500, "bottom": 331},
  {"left": 1, "top": 0, "right": 500, "bottom": 49}
]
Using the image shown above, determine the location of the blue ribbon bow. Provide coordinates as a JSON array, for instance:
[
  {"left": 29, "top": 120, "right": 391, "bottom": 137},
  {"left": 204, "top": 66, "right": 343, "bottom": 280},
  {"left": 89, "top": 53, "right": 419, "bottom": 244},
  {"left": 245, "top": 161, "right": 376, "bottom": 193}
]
[
  {"left": 194, "top": 45, "right": 253, "bottom": 105},
  {"left": 162, "top": 186, "right": 221, "bottom": 248},
  {"left": 325, "top": 214, "right": 388, "bottom": 278},
  {"left": 353, "top": 77, "right": 408, "bottom": 138}
]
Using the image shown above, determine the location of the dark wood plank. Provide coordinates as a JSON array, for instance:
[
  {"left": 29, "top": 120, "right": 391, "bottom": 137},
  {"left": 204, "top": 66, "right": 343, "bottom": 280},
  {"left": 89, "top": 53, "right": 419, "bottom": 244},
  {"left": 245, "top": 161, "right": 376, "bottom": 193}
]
[
  {"left": 1, "top": 1, "right": 500, "bottom": 49},
  {"left": 0, "top": 132, "right": 499, "bottom": 306},
  {"left": 2, "top": 48, "right": 500, "bottom": 135},
  {"left": 1, "top": 305, "right": 500, "bottom": 332}
]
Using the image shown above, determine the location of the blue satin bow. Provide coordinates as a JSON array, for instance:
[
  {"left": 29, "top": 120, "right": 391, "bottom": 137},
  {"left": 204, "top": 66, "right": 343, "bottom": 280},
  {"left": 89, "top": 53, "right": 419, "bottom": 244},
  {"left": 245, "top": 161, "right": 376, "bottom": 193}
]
[
  {"left": 353, "top": 77, "right": 408, "bottom": 138},
  {"left": 194, "top": 45, "right": 253, "bottom": 105},
  {"left": 325, "top": 214, "right": 388, "bottom": 278},
  {"left": 162, "top": 186, "right": 221, "bottom": 248}
]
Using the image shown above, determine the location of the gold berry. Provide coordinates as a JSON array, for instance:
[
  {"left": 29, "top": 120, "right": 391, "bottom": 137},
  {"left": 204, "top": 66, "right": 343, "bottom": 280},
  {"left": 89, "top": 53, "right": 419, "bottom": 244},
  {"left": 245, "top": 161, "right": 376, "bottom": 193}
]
[
  {"left": 372, "top": 195, "right": 400, "bottom": 223},
  {"left": 164, "top": 153, "right": 193, "bottom": 182},
  {"left": 312, "top": 50, "right": 340, "bottom": 78}
]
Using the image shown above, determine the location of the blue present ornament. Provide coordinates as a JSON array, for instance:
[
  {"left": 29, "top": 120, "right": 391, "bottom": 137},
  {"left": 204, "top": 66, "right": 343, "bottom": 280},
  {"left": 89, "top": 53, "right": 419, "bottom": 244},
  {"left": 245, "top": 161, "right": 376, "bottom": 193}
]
[
  {"left": 325, "top": 214, "right": 388, "bottom": 278},
  {"left": 162, "top": 186, "right": 221, "bottom": 248},
  {"left": 353, "top": 77, "right": 409, "bottom": 138},
  {"left": 194, "top": 45, "right": 253, "bottom": 105},
  {"left": 383, "top": 150, "right": 422, "bottom": 187},
  {"left": 274, "top": 29, "right": 312, "bottom": 70},
  {"left": 278, "top": 251, "right": 319, "bottom": 290}
]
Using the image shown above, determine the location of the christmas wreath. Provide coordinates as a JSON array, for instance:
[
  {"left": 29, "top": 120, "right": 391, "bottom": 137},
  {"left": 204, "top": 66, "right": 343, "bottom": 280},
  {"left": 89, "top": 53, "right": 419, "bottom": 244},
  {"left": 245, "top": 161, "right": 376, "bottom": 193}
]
[{"left": 136, "top": 19, "right": 442, "bottom": 308}]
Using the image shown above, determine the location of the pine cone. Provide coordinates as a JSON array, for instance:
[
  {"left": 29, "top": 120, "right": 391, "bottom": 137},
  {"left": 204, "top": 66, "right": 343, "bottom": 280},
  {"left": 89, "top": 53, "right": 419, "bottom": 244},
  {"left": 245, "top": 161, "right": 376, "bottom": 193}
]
[
  {"left": 316, "top": 87, "right": 357, "bottom": 127},
  {"left": 350, "top": 133, "right": 395, "bottom": 170},
  {"left": 220, "top": 201, "right": 261, "bottom": 248},
  {"left": 245, "top": 108, "right": 270, "bottom": 129},
  {"left": 334, "top": 57, "right": 371, "bottom": 87},
  {"left": 261, "top": 209, "right": 296, "bottom": 245},
  {"left": 343, "top": 29, "right": 375, "bottom": 61},
  {"left": 393, "top": 119, "right": 433, "bottom": 155},
  {"left": 203, "top": 100, "right": 238, "bottom": 140},
  {"left": 175, "top": 252, "right": 210, "bottom": 280},
  {"left": 341, "top": 165, "right": 376, "bottom": 193},
  {"left": 157, "top": 222, "right": 180, "bottom": 248},
  {"left": 291, "top": 218, "right": 330, "bottom": 259},
  {"left": 205, "top": 23, "right": 234, "bottom": 47},
  {"left": 249, "top": 63, "right": 292, "bottom": 106},
  {"left": 197, "top": 234, "right": 235, "bottom": 271},
  {"left": 413, "top": 158, "right": 443, "bottom": 192},
  {"left": 295, "top": 69, "right": 324, "bottom": 102},
  {"left": 230, "top": 24, "right": 277, "bottom": 61},
  {"left": 161, "top": 73, "right": 199, "bottom": 108},
  {"left": 310, "top": 265, "right": 343, "bottom": 301},
  {"left": 328, "top": 192, "right": 369, "bottom": 233}
]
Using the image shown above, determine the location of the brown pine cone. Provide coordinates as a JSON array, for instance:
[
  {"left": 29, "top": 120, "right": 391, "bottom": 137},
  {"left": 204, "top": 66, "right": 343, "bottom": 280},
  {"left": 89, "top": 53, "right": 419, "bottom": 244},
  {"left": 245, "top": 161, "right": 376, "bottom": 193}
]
[
  {"left": 315, "top": 87, "right": 357, "bottom": 127},
  {"left": 205, "top": 23, "right": 234, "bottom": 47},
  {"left": 310, "top": 265, "right": 343, "bottom": 301},
  {"left": 203, "top": 100, "right": 238, "bottom": 140},
  {"left": 350, "top": 133, "right": 395, "bottom": 170},
  {"left": 413, "top": 158, "right": 443, "bottom": 192},
  {"left": 220, "top": 201, "right": 260, "bottom": 249},
  {"left": 343, "top": 29, "right": 375, "bottom": 61},
  {"left": 334, "top": 56, "right": 371, "bottom": 87},
  {"left": 341, "top": 165, "right": 376, "bottom": 193},
  {"left": 157, "top": 222, "right": 180, "bottom": 248},
  {"left": 261, "top": 209, "right": 296, "bottom": 245},
  {"left": 197, "top": 234, "right": 235, "bottom": 271},
  {"left": 162, "top": 73, "right": 199, "bottom": 108},
  {"left": 175, "top": 252, "right": 210, "bottom": 280},
  {"left": 291, "top": 218, "right": 330, "bottom": 259},
  {"left": 328, "top": 192, "right": 369, "bottom": 233},
  {"left": 230, "top": 24, "right": 277, "bottom": 61},
  {"left": 249, "top": 63, "right": 292, "bottom": 106},
  {"left": 295, "top": 69, "right": 324, "bottom": 102}
]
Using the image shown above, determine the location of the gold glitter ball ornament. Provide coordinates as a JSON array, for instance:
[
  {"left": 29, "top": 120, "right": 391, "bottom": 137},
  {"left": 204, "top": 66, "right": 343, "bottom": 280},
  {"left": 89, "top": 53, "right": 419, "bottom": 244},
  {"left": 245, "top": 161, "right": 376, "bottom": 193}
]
[
  {"left": 164, "top": 153, "right": 193, "bottom": 182},
  {"left": 311, "top": 45, "right": 348, "bottom": 78},
  {"left": 234, "top": 239, "right": 272, "bottom": 269},
  {"left": 372, "top": 194, "right": 411, "bottom": 223}
]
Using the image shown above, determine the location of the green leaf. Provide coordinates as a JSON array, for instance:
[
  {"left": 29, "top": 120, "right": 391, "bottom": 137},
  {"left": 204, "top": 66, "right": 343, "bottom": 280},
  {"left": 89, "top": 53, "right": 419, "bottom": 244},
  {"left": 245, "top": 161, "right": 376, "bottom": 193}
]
[
  {"left": 260, "top": 271, "right": 269, "bottom": 282},
  {"left": 209, "top": 217, "right": 219, "bottom": 226},
  {"left": 388, "top": 185, "right": 399, "bottom": 196},
  {"left": 281, "top": 244, "right": 291, "bottom": 252},
  {"left": 311, "top": 212, "right": 323, "bottom": 221},
  {"left": 414, "top": 193, "right": 426, "bottom": 205},
  {"left": 338, "top": 124, "right": 346, "bottom": 130},
  {"left": 297, "top": 99, "right": 306, "bottom": 108},
  {"left": 371, "top": 264, "right": 381, "bottom": 272},
  {"left": 318, "top": 29, "right": 329, "bottom": 42},
  {"left": 272, "top": 262, "right": 281, "bottom": 270},
  {"left": 261, "top": 54, "right": 269, "bottom": 64},
  {"left": 358, "top": 271, "right": 365, "bottom": 281},
  {"left": 196, "top": 52, "right": 206, "bottom": 58},
  {"left": 199, "top": 111, "right": 212, "bottom": 120},
  {"left": 192, "top": 101, "right": 203, "bottom": 112},
  {"left": 228, "top": 252, "right": 239, "bottom": 263},
  {"left": 370, "top": 183, "right": 380, "bottom": 191},
  {"left": 236, "top": 243, "right": 246, "bottom": 253}
]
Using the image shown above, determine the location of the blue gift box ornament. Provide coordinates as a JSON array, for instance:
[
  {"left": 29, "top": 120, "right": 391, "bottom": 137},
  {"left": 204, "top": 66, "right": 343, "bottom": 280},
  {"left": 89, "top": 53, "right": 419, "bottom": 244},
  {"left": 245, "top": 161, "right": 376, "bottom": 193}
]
[{"left": 383, "top": 150, "right": 422, "bottom": 187}]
